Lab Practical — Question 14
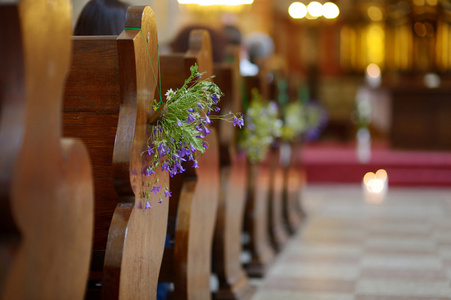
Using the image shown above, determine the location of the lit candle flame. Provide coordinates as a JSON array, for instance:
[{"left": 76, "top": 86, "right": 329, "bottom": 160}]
[{"left": 363, "top": 169, "right": 388, "bottom": 204}]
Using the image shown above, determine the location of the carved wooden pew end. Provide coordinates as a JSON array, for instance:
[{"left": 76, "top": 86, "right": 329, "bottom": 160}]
[{"left": 64, "top": 6, "right": 169, "bottom": 299}]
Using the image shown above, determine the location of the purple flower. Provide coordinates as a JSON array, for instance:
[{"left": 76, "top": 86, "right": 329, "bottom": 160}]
[
  {"left": 192, "top": 160, "right": 199, "bottom": 168},
  {"left": 164, "top": 190, "right": 172, "bottom": 198},
  {"left": 204, "top": 116, "right": 211, "bottom": 124},
  {"left": 270, "top": 102, "right": 278, "bottom": 111},
  {"left": 188, "top": 108, "right": 195, "bottom": 113},
  {"left": 233, "top": 117, "right": 244, "bottom": 128},
  {"left": 215, "top": 107, "right": 220, "bottom": 112},
  {"left": 207, "top": 111, "right": 211, "bottom": 116},
  {"left": 190, "top": 144, "right": 197, "bottom": 152},
  {"left": 161, "top": 162, "right": 169, "bottom": 171},
  {"left": 159, "top": 198, "right": 163, "bottom": 203},
  {"left": 147, "top": 146, "right": 154, "bottom": 156},
  {"left": 188, "top": 154, "right": 194, "bottom": 161},
  {"left": 173, "top": 159, "right": 185, "bottom": 173},
  {"left": 169, "top": 167, "right": 177, "bottom": 177},
  {"left": 150, "top": 185, "right": 161, "bottom": 195},
  {"left": 198, "top": 103, "right": 203, "bottom": 109},
  {"left": 212, "top": 94, "right": 218, "bottom": 104},
  {"left": 233, "top": 116, "right": 240, "bottom": 127},
  {"left": 146, "top": 168, "right": 155, "bottom": 177},
  {"left": 202, "top": 141, "right": 208, "bottom": 149},
  {"left": 145, "top": 201, "right": 152, "bottom": 209},
  {"left": 180, "top": 147, "right": 190, "bottom": 157},
  {"left": 203, "top": 126, "right": 211, "bottom": 136},
  {"left": 158, "top": 144, "right": 167, "bottom": 157},
  {"left": 196, "top": 134, "right": 205, "bottom": 139},
  {"left": 177, "top": 119, "right": 183, "bottom": 127},
  {"left": 187, "top": 113, "right": 196, "bottom": 123}
]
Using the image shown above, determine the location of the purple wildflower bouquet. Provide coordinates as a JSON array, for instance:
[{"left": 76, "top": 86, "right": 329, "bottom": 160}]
[{"left": 142, "top": 64, "right": 244, "bottom": 204}]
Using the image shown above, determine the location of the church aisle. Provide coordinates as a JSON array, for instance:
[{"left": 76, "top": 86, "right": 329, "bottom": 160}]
[{"left": 250, "top": 184, "right": 451, "bottom": 300}]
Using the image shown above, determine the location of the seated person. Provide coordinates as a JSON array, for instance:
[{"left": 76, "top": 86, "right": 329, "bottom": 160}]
[{"left": 74, "top": 0, "right": 129, "bottom": 35}]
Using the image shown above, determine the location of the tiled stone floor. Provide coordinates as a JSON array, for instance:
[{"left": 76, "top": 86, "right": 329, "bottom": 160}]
[{"left": 250, "top": 184, "right": 451, "bottom": 300}]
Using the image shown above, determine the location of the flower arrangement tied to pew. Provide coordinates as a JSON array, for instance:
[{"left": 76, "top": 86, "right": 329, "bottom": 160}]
[
  {"left": 238, "top": 88, "right": 282, "bottom": 164},
  {"left": 141, "top": 64, "right": 244, "bottom": 208},
  {"left": 281, "top": 101, "right": 307, "bottom": 142}
]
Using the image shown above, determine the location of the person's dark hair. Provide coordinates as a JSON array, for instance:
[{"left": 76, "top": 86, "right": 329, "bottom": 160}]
[
  {"left": 74, "top": 0, "right": 129, "bottom": 36},
  {"left": 171, "top": 25, "right": 228, "bottom": 63}
]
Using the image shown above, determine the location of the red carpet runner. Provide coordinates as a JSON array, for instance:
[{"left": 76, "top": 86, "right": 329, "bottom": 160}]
[{"left": 301, "top": 142, "right": 451, "bottom": 186}]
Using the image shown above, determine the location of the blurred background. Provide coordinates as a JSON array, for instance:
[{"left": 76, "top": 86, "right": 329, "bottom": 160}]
[{"left": 71, "top": 0, "right": 451, "bottom": 186}]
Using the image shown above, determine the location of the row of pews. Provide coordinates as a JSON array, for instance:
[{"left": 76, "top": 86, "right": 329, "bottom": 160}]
[{"left": 0, "top": 2, "right": 306, "bottom": 300}]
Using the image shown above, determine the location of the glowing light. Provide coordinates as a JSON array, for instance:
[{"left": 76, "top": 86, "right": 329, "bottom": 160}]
[
  {"left": 424, "top": 73, "right": 441, "bottom": 88},
  {"left": 365, "top": 63, "right": 381, "bottom": 88},
  {"left": 375, "top": 169, "right": 387, "bottom": 181},
  {"left": 363, "top": 172, "right": 375, "bottom": 185},
  {"left": 308, "top": 1, "right": 323, "bottom": 18},
  {"left": 323, "top": 2, "right": 339, "bottom": 19},
  {"left": 289, "top": 2, "right": 307, "bottom": 19},
  {"left": 367, "top": 179, "right": 384, "bottom": 193},
  {"left": 366, "top": 63, "right": 381, "bottom": 79},
  {"left": 368, "top": 6, "right": 383, "bottom": 21},
  {"left": 178, "top": 0, "right": 254, "bottom": 6},
  {"left": 366, "top": 24, "right": 385, "bottom": 65},
  {"left": 363, "top": 169, "right": 389, "bottom": 204}
]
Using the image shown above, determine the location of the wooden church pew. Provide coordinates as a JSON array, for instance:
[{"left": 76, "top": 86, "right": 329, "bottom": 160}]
[
  {"left": 157, "top": 30, "right": 220, "bottom": 300},
  {"left": 282, "top": 141, "right": 306, "bottom": 234},
  {"left": 258, "top": 61, "right": 304, "bottom": 240},
  {"left": 279, "top": 78, "right": 307, "bottom": 234},
  {"left": 0, "top": 1, "right": 93, "bottom": 299},
  {"left": 268, "top": 146, "right": 290, "bottom": 251},
  {"left": 262, "top": 70, "right": 298, "bottom": 249},
  {"left": 212, "top": 57, "right": 255, "bottom": 299},
  {"left": 63, "top": 6, "right": 168, "bottom": 299},
  {"left": 242, "top": 76, "right": 275, "bottom": 278}
]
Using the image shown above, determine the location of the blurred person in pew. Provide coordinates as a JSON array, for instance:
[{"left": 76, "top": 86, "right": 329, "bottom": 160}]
[
  {"left": 241, "top": 32, "right": 274, "bottom": 76},
  {"left": 74, "top": 0, "right": 129, "bottom": 35}
]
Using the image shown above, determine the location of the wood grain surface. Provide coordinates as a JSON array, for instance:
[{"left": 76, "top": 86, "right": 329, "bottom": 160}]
[
  {"left": 159, "top": 30, "right": 219, "bottom": 300},
  {"left": 0, "top": 1, "right": 93, "bottom": 299},
  {"left": 63, "top": 6, "right": 169, "bottom": 300}
]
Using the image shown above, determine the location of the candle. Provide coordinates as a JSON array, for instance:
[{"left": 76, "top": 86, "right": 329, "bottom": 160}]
[{"left": 363, "top": 169, "right": 388, "bottom": 203}]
